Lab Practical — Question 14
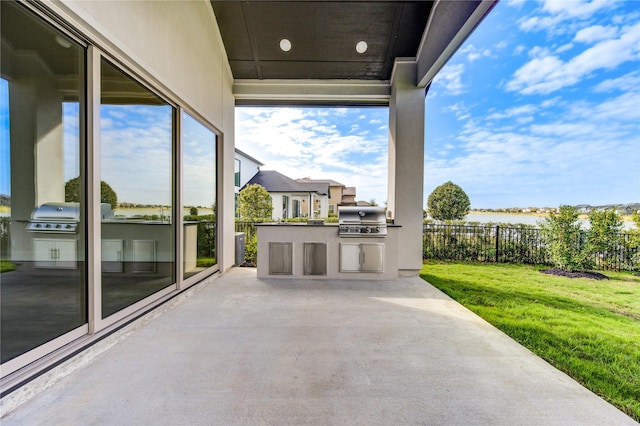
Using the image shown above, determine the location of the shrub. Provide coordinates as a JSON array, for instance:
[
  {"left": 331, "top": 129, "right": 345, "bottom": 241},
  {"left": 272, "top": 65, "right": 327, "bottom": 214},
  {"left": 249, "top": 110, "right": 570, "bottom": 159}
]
[
  {"left": 540, "top": 205, "right": 587, "bottom": 271},
  {"left": 244, "top": 234, "right": 257, "bottom": 266},
  {"left": 586, "top": 209, "right": 623, "bottom": 270}
]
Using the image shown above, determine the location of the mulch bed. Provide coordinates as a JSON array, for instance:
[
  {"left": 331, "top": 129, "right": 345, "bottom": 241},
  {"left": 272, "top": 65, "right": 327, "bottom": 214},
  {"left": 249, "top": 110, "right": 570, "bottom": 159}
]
[{"left": 540, "top": 268, "right": 609, "bottom": 280}]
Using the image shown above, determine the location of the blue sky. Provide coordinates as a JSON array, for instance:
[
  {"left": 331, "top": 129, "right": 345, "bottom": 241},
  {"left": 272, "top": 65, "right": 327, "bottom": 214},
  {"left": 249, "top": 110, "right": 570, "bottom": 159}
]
[
  {"left": 237, "top": 0, "right": 640, "bottom": 209},
  {"left": 2, "top": 1, "right": 638, "bottom": 209}
]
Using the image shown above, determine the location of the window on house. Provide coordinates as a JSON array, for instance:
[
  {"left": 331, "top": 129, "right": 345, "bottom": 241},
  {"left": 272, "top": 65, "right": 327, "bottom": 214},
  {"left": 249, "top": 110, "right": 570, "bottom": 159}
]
[
  {"left": 282, "top": 195, "right": 289, "bottom": 218},
  {"left": 234, "top": 158, "right": 241, "bottom": 187}
]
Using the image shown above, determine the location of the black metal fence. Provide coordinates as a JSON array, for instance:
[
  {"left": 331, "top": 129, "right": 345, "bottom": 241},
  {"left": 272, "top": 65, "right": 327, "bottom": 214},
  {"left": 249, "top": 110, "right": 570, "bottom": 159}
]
[
  {"left": 235, "top": 220, "right": 258, "bottom": 241},
  {"left": 231, "top": 221, "right": 639, "bottom": 271},
  {"left": 423, "top": 223, "right": 639, "bottom": 271}
]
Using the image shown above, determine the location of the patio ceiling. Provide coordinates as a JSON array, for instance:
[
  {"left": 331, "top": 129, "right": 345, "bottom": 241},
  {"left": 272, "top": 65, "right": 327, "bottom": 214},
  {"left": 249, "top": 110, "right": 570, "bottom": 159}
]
[
  {"left": 210, "top": 0, "right": 498, "bottom": 105},
  {"left": 210, "top": 1, "right": 432, "bottom": 81}
]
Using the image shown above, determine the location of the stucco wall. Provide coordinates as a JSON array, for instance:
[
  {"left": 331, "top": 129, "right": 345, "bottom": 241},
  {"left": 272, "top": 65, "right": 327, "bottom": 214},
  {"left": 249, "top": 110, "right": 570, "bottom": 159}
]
[
  {"left": 50, "top": 0, "right": 236, "bottom": 272},
  {"left": 236, "top": 152, "right": 261, "bottom": 189}
]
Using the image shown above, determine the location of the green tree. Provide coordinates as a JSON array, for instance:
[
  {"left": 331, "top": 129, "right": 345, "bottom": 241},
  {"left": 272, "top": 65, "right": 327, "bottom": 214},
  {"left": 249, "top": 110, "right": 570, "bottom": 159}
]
[
  {"left": 238, "top": 184, "right": 273, "bottom": 219},
  {"left": 427, "top": 181, "right": 470, "bottom": 221},
  {"left": 625, "top": 211, "right": 640, "bottom": 271},
  {"left": 632, "top": 211, "right": 640, "bottom": 230},
  {"left": 65, "top": 177, "right": 118, "bottom": 209},
  {"left": 586, "top": 208, "right": 623, "bottom": 269},
  {"left": 540, "top": 205, "right": 587, "bottom": 271}
]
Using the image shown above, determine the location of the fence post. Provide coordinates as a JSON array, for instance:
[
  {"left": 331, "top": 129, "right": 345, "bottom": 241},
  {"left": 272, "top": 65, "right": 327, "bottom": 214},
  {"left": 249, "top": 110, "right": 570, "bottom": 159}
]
[{"left": 495, "top": 225, "right": 500, "bottom": 263}]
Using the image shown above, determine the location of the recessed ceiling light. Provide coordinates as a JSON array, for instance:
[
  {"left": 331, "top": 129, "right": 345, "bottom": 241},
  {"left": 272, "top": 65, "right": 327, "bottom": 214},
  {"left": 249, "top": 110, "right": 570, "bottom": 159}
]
[
  {"left": 279, "top": 39, "right": 292, "bottom": 52},
  {"left": 356, "top": 41, "right": 368, "bottom": 54}
]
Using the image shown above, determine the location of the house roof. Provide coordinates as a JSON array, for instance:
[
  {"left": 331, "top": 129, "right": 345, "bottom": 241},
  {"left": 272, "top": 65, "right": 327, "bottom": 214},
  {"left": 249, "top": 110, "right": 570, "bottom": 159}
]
[
  {"left": 343, "top": 187, "right": 356, "bottom": 196},
  {"left": 297, "top": 177, "right": 345, "bottom": 188},
  {"left": 245, "top": 170, "right": 318, "bottom": 193},
  {"left": 234, "top": 148, "right": 264, "bottom": 166}
]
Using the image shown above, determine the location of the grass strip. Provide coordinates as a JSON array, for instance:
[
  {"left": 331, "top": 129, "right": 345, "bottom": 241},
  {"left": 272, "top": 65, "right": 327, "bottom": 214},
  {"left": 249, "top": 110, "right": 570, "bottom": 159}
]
[{"left": 420, "top": 261, "right": 640, "bottom": 422}]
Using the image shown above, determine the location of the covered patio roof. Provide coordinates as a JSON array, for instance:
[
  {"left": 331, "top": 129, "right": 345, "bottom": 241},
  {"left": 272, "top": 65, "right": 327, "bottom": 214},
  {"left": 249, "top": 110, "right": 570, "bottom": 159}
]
[{"left": 211, "top": 0, "right": 498, "bottom": 105}]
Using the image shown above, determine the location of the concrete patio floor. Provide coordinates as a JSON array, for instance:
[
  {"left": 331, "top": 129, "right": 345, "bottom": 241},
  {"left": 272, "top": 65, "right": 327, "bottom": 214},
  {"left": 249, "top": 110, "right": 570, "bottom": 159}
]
[{"left": 1, "top": 267, "right": 635, "bottom": 425}]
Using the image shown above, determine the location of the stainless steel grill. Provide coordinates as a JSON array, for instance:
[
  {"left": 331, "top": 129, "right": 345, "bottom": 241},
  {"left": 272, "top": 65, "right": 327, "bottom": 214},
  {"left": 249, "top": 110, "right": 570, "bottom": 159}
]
[
  {"left": 27, "top": 202, "right": 80, "bottom": 233},
  {"left": 338, "top": 206, "right": 387, "bottom": 237}
]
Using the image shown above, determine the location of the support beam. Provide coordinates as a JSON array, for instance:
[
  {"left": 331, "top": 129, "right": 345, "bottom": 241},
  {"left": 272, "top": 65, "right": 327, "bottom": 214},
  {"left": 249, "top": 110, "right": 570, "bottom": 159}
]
[
  {"left": 388, "top": 60, "right": 426, "bottom": 276},
  {"left": 416, "top": 0, "right": 498, "bottom": 88},
  {"left": 233, "top": 79, "right": 390, "bottom": 106}
]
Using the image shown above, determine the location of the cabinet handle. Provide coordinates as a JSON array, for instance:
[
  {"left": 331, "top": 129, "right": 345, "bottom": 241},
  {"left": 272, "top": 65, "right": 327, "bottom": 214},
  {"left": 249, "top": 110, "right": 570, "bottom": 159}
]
[{"left": 50, "top": 248, "right": 55, "bottom": 260}]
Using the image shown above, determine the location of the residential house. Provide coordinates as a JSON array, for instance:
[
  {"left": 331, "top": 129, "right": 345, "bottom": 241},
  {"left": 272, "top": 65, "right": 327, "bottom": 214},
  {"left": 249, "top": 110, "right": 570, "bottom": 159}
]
[
  {"left": 619, "top": 203, "right": 640, "bottom": 215},
  {"left": 234, "top": 149, "right": 264, "bottom": 216},
  {"left": 296, "top": 178, "right": 357, "bottom": 216},
  {"left": 343, "top": 187, "right": 358, "bottom": 206},
  {"left": 244, "top": 170, "right": 329, "bottom": 219}
]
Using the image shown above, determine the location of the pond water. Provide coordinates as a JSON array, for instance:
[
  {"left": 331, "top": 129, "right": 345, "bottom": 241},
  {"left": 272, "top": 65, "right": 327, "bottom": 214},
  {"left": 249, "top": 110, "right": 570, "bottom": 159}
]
[{"left": 462, "top": 213, "right": 636, "bottom": 231}]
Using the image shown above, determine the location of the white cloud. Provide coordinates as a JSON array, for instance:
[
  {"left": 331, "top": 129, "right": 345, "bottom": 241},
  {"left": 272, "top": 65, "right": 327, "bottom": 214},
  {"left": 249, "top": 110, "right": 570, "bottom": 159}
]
[
  {"left": 506, "top": 21, "right": 640, "bottom": 94},
  {"left": 541, "top": 0, "right": 613, "bottom": 19},
  {"left": 541, "top": 97, "right": 562, "bottom": 108},
  {"left": 445, "top": 102, "right": 471, "bottom": 121},
  {"left": 236, "top": 107, "right": 389, "bottom": 204},
  {"left": 555, "top": 43, "right": 573, "bottom": 53},
  {"left": 574, "top": 24, "right": 619, "bottom": 42},
  {"left": 487, "top": 104, "right": 538, "bottom": 120},
  {"left": 425, "top": 110, "right": 639, "bottom": 207},
  {"left": 431, "top": 63, "right": 466, "bottom": 95},
  {"left": 593, "top": 70, "right": 640, "bottom": 92},
  {"left": 461, "top": 44, "right": 493, "bottom": 62},
  {"left": 495, "top": 40, "right": 508, "bottom": 50},
  {"left": 519, "top": 0, "right": 616, "bottom": 33}
]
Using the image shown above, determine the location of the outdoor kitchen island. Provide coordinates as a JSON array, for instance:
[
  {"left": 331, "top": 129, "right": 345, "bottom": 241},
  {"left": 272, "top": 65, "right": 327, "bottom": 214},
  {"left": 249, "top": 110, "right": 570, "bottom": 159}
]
[{"left": 256, "top": 207, "right": 401, "bottom": 280}]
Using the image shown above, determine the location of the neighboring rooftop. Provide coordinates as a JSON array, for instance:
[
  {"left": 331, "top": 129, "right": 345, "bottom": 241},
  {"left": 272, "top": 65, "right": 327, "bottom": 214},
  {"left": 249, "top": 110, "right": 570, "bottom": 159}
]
[
  {"left": 235, "top": 148, "right": 264, "bottom": 166},
  {"left": 297, "top": 177, "right": 345, "bottom": 188},
  {"left": 245, "top": 170, "right": 318, "bottom": 194}
]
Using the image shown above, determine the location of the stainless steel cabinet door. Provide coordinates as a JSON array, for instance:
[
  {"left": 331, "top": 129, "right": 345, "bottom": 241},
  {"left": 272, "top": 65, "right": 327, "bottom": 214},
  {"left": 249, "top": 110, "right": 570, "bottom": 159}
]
[
  {"left": 269, "top": 242, "right": 293, "bottom": 275},
  {"left": 340, "top": 243, "right": 361, "bottom": 272},
  {"left": 304, "top": 243, "right": 327, "bottom": 275},
  {"left": 361, "top": 243, "right": 384, "bottom": 272}
]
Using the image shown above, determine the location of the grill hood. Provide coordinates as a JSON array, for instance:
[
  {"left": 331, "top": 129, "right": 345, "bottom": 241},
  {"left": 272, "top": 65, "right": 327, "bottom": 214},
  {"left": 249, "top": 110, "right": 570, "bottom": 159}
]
[
  {"left": 338, "top": 206, "right": 386, "bottom": 224},
  {"left": 27, "top": 202, "right": 80, "bottom": 233},
  {"left": 30, "top": 202, "right": 80, "bottom": 221},
  {"left": 338, "top": 206, "right": 387, "bottom": 237}
]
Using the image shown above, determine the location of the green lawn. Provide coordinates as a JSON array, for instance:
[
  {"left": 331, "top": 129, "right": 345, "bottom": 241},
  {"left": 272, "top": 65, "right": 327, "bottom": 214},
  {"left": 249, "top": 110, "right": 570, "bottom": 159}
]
[{"left": 420, "top": 261, "right": 640, "bottom": 422}]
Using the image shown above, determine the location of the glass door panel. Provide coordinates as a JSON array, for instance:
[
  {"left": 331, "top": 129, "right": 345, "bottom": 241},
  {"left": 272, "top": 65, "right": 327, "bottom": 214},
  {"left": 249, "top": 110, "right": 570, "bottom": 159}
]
[{"left": 100, "top": 59, "right": 175, "bottom": 318}]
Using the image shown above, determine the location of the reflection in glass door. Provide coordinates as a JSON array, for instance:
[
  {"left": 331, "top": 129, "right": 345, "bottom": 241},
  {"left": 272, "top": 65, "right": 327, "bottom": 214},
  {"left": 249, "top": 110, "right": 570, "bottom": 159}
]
[
  {"left": 182, "top": 112, "right": 217, "bottom": 279},
  {"left": 100, "top": 59, "right": 175, "bottom": 318},
  {"left": 0, "top": 2, "right": 86, "bottom": 364}
]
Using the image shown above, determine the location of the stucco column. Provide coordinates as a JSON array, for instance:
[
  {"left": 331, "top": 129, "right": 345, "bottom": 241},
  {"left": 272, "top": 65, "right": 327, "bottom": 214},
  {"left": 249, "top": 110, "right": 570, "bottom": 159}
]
[{"left": 388, "top": 60, "right": 425, "bottom": 276}]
